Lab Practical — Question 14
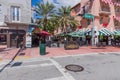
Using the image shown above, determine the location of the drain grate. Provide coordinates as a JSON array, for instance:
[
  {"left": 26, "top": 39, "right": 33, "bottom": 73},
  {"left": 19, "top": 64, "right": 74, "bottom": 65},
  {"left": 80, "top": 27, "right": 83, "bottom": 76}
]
[{"left": 65, "top": 64, "right": 84, "bottom": 72}]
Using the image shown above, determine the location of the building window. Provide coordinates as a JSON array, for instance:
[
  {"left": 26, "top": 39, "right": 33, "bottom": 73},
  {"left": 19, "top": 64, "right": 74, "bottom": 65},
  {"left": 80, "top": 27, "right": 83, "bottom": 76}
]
[
  {"left": 114, "top": 20, "right": 119, "bottom": 26},
  {"left": 115, "top": 7, "right": 120, "bottom": 12},
  {"left": 11, "top": 6, "right": 20, "bottom": 21},
  {"left": 0, "top": 4, "right": 2, "bottom": 14},
  {"left": 99, "top": 17, "right": 103, "bottom": 24},
  {"left": 87, "top": 19, "right": 91, "bottom": 25}
]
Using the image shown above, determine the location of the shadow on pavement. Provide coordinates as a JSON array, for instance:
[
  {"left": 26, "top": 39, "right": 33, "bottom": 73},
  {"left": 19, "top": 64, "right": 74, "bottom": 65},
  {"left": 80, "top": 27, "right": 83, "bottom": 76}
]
[{"left": 0, "top": 48, "right": 22, "bottom": 72}]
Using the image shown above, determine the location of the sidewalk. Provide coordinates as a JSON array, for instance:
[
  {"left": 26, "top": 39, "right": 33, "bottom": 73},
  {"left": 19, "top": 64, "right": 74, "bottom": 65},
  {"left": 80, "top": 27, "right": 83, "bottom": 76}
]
[{"left": 0, "top": 46, "right": 120, "bottom": 61}]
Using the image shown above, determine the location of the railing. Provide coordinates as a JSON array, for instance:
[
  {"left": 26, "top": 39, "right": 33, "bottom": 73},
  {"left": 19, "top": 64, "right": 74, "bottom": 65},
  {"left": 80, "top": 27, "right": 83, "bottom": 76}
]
[{"left": 4, "top": 15, "right": 31, "bottom": 24}]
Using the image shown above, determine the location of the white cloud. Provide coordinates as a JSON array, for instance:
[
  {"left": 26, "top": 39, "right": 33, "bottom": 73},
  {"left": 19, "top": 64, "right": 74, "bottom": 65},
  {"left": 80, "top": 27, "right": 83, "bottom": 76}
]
[
  {"left": 44, "top": 0, "right": 80, "bottom": 7},
  {"left": 57, "top": 0, "right": 80, "bottom": 7}
]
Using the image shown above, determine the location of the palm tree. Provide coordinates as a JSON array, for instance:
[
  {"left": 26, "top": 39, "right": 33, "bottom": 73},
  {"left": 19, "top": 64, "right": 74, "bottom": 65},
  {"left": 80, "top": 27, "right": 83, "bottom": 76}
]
[
  {"left": 46, "top": 14, "right": 61, "bottom": 35},
  {"left": 35, "top": 1, "right": 55, "bottom": 43},
  {"left": 57, "top": 6, "right": 79, "bottom": 33}
]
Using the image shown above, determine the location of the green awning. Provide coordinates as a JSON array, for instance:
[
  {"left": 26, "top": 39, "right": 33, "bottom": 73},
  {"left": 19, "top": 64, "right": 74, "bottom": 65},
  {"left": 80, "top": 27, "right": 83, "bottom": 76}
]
[
  {"left": 99, "top": 30, "right": 108, "bottom": 35},
  {"left": 84, "top": 29, "right": 91, "bottom": 35},
  {"left": 99, "top": 28, "right": 112, "bottom": 35},
  {"left": 101, "top": 28, "right": 113, "bottom": 35},
  {"left": 114, "top": 30, "right": 120, "bottom": 35},
  {"left": 68, "top": 30, "right": 84, "bottom": 37},
  {"left": 57, "top": 32, "right": 66, "bottom": 36},
  {"left": 71, "top": 35, "right": 83, "bottom": 37}
]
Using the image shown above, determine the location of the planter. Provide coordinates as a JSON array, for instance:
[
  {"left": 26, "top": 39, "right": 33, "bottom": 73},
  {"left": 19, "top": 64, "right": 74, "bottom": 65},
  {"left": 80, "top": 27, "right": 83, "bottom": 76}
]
[{"left": 64, "top": 41, "right": 79, "bottom": 50}]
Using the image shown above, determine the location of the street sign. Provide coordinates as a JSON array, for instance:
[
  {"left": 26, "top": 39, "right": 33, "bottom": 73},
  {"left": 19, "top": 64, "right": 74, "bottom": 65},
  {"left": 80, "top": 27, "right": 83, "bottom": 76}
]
[{"left": 83, "top": 13, "right": 94, "bottom": 19}]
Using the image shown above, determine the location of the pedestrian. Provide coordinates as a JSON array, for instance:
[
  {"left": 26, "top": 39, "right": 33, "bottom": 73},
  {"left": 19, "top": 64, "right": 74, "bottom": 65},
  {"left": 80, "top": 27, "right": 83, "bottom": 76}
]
[{"left": 20, "top": 41, "right": 23, "bottom": 50}]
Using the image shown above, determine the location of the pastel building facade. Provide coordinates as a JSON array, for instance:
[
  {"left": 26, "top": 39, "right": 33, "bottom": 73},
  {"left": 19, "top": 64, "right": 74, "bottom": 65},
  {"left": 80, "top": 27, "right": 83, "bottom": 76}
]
[
  {"left": 0, "top": 0, "right": 32, "bottom": 47},
  {"left": 71, "top": 0, "right": 120, "bottom": 34}
]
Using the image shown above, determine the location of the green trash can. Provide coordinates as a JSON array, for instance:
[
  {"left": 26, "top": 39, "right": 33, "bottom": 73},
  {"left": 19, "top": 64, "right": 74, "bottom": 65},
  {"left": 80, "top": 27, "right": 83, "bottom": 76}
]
[{"left": 40, "top": 43, "right": 46, "bottom": 55}]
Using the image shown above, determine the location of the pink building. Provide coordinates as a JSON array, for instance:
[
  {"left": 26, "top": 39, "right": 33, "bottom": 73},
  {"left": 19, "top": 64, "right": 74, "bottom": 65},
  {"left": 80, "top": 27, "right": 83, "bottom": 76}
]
[
  {"left": 71, "top": 0, "right": 120, "bottom": 46},
  {"left": 71, "top": 0, "right": 120, "bottom": 35}
]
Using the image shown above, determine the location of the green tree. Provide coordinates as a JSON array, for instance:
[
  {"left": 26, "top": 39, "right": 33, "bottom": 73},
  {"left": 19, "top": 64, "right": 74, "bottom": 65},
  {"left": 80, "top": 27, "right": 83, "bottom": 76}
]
[
  {"left": 35, "top": 1, "right": 55, "bottom": 43},
  {"left": 57, "top": 6, "right": 79, "bottom": 33}
]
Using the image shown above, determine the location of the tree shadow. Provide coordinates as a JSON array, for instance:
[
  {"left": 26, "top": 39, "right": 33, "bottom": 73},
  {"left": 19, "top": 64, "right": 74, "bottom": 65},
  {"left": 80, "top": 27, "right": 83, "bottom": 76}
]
[{"left": 0, "top": 48, "right": 22, "bottom": 72}]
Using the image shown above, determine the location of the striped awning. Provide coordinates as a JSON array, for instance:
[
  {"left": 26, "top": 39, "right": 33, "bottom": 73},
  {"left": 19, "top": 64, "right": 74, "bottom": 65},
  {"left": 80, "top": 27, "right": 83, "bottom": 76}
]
[
  {"left": 99, "top": 30, "right": 108, "bottom": 35},
  {"left": 84, "top": 28, "right": 91, "bottom": 35},
  {"left": 99, "top": 28, "right": 113, "bottom": 35},
  {"left": 114, "top": 30, "right": 120, "bottom": 35},
  {"left": 68, "top": 30, "right": 84, "bottom": 37}
]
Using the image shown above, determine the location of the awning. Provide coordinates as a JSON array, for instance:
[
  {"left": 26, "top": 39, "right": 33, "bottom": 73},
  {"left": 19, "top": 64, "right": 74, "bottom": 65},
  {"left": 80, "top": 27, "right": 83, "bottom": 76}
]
[
  {"left": 84, "top": 28, "right": 91, "bottom": 35},
  {"left": 67, "top": 30, "right": 84, "bottom": 37},
  {"left": 114, "top": 30, "right": 120, "bottom": 35},
  {"left": 99, "top": 30, "right": 108, "bottom": 35},
  {"left": 57, "top": 32, "right": 66, "bottom": 36},
  {"left": 0, "top": 26, "right": 9, "bottom": 29},
  {"left": 99, "top": 28, "right": 113, "bottom": 35}
]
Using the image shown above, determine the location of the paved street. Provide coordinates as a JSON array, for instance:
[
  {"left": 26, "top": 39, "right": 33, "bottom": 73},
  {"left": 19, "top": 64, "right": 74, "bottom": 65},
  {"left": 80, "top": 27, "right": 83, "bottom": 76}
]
[
  {"left": 0, "top": 52, "right": 120, "bottom": 80},
  {"left": 1, "top": 46, "right": 120, "bottom": 61}
]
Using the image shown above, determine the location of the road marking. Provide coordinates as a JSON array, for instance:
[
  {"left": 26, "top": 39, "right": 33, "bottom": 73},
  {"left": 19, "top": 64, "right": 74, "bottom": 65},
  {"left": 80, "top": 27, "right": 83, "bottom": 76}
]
[
  {"left": 40, "top": 63, "right": 53, "bottom": 67},
  {"left": 44, "top": 76, "right": 66, "bottom": 80},
  {"left": 50, "top": 58, "right": 75, "bottom": 80},
  {"left": 14, "top": 57, "right": 50, "bottom": 63},
  {"left": 2, "top": 63, "right": 54, "bottom": 70}
]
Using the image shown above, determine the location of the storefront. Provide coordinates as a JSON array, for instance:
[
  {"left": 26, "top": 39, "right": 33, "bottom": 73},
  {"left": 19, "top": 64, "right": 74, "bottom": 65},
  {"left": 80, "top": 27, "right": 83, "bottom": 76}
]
[{"left": 0, "top": 29, "right": 26, "bottom": 48}]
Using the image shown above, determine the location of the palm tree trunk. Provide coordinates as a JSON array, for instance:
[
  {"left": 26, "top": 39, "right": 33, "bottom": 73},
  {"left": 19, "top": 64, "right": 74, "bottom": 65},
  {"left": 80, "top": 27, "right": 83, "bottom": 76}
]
[
  {"left": 43, "top": 17, "right": 47, "bottom": 43},
  {"left": 63, "top": 24, "right": 66, "bottom": 33}
]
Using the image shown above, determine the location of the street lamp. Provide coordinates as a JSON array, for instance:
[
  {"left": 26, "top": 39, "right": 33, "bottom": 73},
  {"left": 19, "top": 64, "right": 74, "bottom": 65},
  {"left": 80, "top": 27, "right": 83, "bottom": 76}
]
[{"left": 83, "top": 13, "right": 95, "bottom": 46}]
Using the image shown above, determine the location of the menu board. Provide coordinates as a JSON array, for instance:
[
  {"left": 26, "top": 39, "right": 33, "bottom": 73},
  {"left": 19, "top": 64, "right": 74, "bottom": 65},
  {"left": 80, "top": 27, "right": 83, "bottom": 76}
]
[{"left": 26, "top": 33, "right": 32, "bottom": 48}]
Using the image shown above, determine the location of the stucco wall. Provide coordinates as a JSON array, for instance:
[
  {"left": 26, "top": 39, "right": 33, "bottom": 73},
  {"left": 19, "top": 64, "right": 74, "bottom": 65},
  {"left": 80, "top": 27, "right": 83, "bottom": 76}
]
[{"left": 0, "top": 0, "right": 31, "bottom": 24}]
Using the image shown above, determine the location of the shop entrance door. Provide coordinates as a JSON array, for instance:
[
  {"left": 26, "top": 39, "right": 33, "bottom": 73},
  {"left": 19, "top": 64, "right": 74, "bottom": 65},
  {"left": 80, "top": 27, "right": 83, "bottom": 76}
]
[{"left": 0, "top": 34, "right": 7, "bottom": 45}]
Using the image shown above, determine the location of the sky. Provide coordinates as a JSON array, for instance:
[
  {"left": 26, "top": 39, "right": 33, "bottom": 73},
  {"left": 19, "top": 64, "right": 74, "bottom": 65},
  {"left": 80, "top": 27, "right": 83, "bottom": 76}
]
[
  {"left": 32, "top": 0, "right": 80, "bottom": 7},
  {"left": 32, "top": 0, "right": 80, "bottom": 19}
]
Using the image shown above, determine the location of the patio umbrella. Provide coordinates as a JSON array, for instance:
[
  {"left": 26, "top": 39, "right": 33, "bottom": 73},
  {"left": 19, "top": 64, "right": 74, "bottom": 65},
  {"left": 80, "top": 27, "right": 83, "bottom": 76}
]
[{"left": 40, "top": 30, "right": 50, "bottom": 36}]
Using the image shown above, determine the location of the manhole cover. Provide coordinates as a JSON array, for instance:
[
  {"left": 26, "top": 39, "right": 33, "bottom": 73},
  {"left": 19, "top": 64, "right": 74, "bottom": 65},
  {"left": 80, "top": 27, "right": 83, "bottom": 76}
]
[{"left": 65, "top": 64, "right": 84, "bottom": 72}]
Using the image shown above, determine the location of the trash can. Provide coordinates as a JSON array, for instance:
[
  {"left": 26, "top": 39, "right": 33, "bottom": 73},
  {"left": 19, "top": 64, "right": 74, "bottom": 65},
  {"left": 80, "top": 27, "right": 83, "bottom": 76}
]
[{"left": 40, "top": 43, "right": 46, "bottom": 55}]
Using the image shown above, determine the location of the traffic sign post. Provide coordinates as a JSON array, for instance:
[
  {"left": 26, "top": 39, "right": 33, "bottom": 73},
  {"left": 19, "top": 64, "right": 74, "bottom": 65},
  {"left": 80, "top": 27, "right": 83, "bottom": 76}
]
[{"left": 83, "top": 13, "right": 95, "bottom": 46}]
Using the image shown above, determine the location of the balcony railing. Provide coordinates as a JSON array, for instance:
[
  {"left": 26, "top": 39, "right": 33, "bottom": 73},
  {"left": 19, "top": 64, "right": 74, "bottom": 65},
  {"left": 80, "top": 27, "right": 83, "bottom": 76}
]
[{"left": 4, "top": 15, "right": 31, "bottom": 24}]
